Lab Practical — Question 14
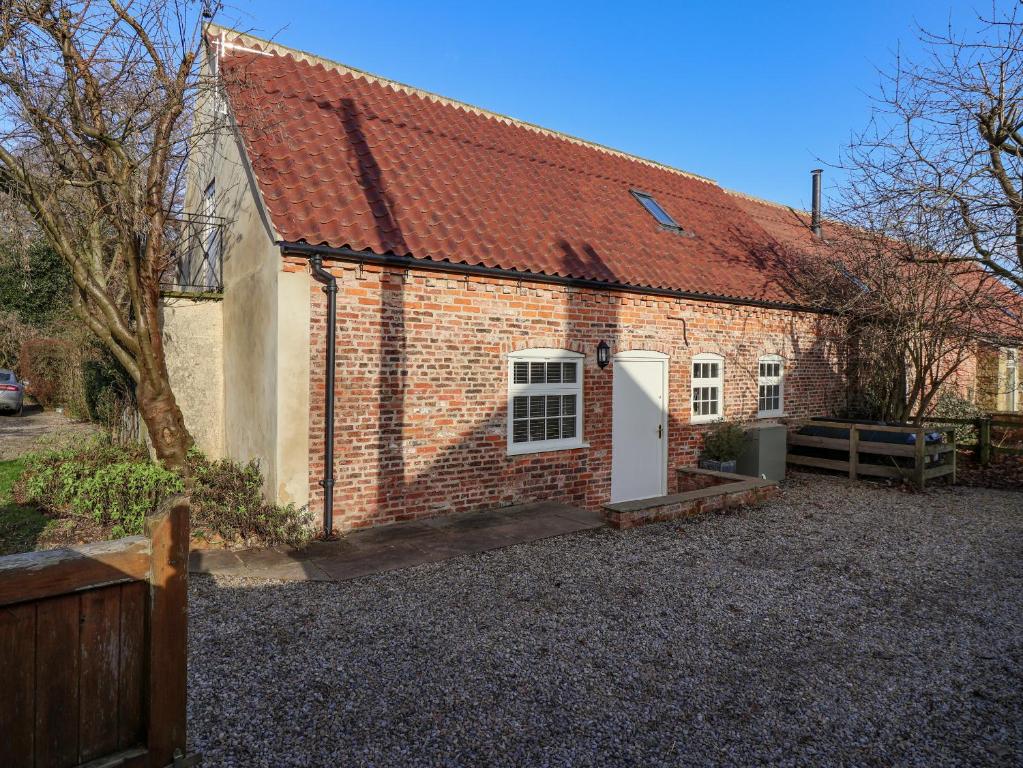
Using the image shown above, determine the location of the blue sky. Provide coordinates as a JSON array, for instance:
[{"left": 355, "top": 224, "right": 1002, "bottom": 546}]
[{"left": 222, "top": 1, "right": 992, "bottom": 209}]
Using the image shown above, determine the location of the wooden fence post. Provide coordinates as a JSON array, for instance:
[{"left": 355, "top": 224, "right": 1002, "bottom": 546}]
[
  {"left": 848, "top": 424, "right": 859, "bottom": 480},
  {"left": 950, "top": 428, "right": 957, "bottom": 485},
  {"left": 978, "top": 417, "right": 992, "bottom": 466},
  {"left": 145, "top": 495, "right": 190, "bottom": 768}
]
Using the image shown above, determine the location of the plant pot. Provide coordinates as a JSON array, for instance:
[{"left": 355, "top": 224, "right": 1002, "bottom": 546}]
[{"left": 699, "top": 458, "right": 737, "bottom": 473}]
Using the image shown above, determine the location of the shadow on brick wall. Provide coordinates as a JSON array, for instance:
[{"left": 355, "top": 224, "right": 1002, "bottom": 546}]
[{"left": 314, "top": 108, "right": 845, "bottom": 528}]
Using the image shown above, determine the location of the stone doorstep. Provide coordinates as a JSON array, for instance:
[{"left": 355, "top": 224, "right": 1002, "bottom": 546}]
[{"left": 602, "top": 471, "right": 778, "bottom": 529}]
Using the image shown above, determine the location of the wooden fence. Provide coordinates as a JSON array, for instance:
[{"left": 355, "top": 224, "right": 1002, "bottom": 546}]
[
  {"left": 919, "top": 414, "right": 1023, "bottom": 465},
  {"left": 787, "top": 420, "right": 957, "bottom": 488},
  {"left": 0, "top": 497, "right": 196, "bottom": 768}
]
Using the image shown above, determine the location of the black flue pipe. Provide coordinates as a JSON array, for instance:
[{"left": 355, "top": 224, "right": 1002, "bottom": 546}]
[
  {"left": 308, "top": 254, "right": 337, "bottom": 536},
  {"left": 811, "top": 169, "right": 823, "bottom": 238}
]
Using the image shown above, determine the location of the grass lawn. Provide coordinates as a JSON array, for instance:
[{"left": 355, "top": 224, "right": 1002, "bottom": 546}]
[{"left": 0, "top": 459, "right": 50, "bottom": 556}]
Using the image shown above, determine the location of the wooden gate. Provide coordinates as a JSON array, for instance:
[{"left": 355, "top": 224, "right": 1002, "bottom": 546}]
[{"left": 0, "top": 497, "right": 196, "bottom": 768}]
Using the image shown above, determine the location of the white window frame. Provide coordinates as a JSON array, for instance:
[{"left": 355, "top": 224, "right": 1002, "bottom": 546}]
[
  {"left": 507, "top": 348, "right": 585, "bottom": 455},
  {"left": 691, "top": 353, "right": 724, "bottom": 424},
  {"left": 757, "top": 355, "right": 785, "bottom": 418},
  {"left": 201, "top": 179, "right": 220, "bottom": 290},
  {"left": 208, "top": 44, "right": 229, "bottom": 121},
  {"left": 1006, "top": 348, "right": 1018, "bottom": 412}
]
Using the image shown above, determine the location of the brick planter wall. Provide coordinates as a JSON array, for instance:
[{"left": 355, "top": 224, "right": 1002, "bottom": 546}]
[
  {"left": 294, "top": 256, "right": 843, "bottom": 531},
  {"left": 603, "top": 480, "right": 778, "bottom": 529},
  {"left": 676, "top": 468, "right": 739, "bottom": 492}
]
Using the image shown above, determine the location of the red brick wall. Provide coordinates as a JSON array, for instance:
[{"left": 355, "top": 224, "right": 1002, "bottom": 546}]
[
  {"left": 296, "top": 257, "right": 844, "bottom": 530},
  {"left": 949, "top": 349, "right": 979, "bottom": 403}
]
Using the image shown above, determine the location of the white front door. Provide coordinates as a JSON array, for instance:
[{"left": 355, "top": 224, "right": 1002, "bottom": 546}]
[{"left": 611, "top": 353, "right": 668, "bottom": 503}]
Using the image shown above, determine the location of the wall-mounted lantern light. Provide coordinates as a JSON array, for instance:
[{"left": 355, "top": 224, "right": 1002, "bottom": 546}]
[{"left": 597, "top": 340, "right": 610, "bottom": 369}]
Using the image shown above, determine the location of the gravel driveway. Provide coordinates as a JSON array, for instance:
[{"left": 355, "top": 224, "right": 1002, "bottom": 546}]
[
  {"left": 0, "top": 404, "right": 99, "bottom": 460},
  {"left": 188, "top": 474, "right": 1022, "bottom": 767}
]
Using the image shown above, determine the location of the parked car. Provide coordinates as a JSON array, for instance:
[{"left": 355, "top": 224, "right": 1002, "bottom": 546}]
[{"left": 0, "top": 369, "right": 25, "bottom": 415}]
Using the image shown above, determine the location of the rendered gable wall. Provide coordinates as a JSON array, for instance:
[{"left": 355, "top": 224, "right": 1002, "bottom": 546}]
[
  {"left": 169, "top": 45, "right": 310, "bottom": 506},
  {"left": 161, "top": 297, "right": 225, "bottom": 457}
]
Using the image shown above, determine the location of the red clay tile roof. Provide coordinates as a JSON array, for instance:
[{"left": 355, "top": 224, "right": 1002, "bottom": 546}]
[
  {"left": 731, "top": 189, "right": 1023, "bottom": 340},
  {"left": 726, "top": 191, "right": 819, "bottom": 254},
  {"left": 212, "top": 31, "right": 828, "bottom": 306}
]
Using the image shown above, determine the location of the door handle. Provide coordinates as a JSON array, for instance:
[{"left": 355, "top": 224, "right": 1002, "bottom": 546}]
[{"left": 658, "top": 424, "right": 663, "bottom": 439}]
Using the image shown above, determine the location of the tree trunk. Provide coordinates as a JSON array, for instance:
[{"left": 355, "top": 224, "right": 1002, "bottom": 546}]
[{"left": 137, "top": 371, "right": 193, "bottom": 472}]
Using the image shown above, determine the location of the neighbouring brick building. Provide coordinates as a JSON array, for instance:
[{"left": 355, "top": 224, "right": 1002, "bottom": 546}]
[{"left": 165, "top": 26, "right": 1011, "bottom": 532}]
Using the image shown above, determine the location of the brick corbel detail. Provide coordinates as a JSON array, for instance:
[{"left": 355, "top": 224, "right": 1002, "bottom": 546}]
[
  {"left": 613, "top": 340, "right": 674, "bottom": 357},
  {"left": 504, "top": 339, "right": 589, "bottom": 356}
]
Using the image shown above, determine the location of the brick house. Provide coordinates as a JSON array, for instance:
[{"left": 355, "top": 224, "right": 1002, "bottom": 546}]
[{"left": 167, "top": 27, "right": 1007, "bottom": 532}]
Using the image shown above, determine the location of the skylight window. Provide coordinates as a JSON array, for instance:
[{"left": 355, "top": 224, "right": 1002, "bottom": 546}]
[
  {"left": 837, "top": 263, "right": 869, "bottom": 293},
  {"left": 631, "top": 190, "right": 681, "bottom": 230}
]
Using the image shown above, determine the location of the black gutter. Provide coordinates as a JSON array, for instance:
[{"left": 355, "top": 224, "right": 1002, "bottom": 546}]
[
  {"left": 308, "top": 254, "right": 337, "bottom": 537},
  {"left": 278, "top": 241, "right": 826, "bottom": 315}
]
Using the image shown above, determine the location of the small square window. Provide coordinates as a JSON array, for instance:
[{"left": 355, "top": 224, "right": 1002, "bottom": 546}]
[
  {"left": 692, "top": 355, "right": 724, "bottom": 424},
  {"left": 757, "top": 357, "right": 784, "bottom": 417}
]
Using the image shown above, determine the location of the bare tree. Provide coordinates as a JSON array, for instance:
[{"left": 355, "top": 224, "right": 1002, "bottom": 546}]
[
  {"left": 844, "top": 4, "right": 1023, "bottom": 292},
  {"left": 0, "top": 1, "right": 212, "bottom": 469},
  {"left": 795, "top": 224, "right": 1011, "bottom": 423}
]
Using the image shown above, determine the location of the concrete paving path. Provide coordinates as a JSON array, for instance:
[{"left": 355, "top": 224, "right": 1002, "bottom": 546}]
[{"left": 189, "top": 501, "right": 604, "bottom": 581}]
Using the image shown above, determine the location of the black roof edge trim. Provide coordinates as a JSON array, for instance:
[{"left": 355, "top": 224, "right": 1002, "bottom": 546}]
[{"left": 277, "top": 241, "right": 828, "bottom": 315}]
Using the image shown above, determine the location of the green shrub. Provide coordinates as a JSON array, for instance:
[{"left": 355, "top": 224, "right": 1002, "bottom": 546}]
[
  {"left": 70, "top": 461, "right": 183, "bottom": 538},
  {"left": 17, "top": 441, "right": 147, "bottom": 509},
  {"left": 701, "top": 421, "right": 747, "bottom": 461},
  {"left": 932, "top": 392, "right": 983, "bottom": 443},
  {"left": 16, "top": 440, "right": 181, "bottom": 538},
  {"left": 16, "top": 440, "right": 312, "bottom": 547},
  {"left": 187, "top": 450, "right": 312, "bottom": 548}
]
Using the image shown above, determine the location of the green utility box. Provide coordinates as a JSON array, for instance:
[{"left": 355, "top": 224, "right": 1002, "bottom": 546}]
[{"left": 736, "top": 423, "right": 787, "bottom": 481}]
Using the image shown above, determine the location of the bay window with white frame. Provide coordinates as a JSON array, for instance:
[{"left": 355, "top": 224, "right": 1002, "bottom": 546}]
[
  {"left": 691, "top": 353, "right": 724, "bottom": 423},
  {"left": 507, "top": 349, "right": 584, "bottom": 454},
  {"left": 757, "top": 355, "right": 784, "bottom": 417}
]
